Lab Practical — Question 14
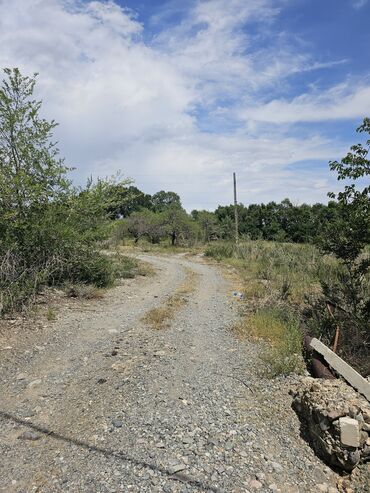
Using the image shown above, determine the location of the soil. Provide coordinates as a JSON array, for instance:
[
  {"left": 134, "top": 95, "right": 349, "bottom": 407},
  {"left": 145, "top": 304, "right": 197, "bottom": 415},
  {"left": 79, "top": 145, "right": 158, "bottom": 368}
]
[{"left": 0, "top": 254, "right": 350, "bottom": 492}]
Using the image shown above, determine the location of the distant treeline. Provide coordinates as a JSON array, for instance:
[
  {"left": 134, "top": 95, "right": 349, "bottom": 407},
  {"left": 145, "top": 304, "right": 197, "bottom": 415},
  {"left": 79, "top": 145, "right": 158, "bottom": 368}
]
[{"left": 114, "top": 186, "right": 341, "bottom": 245}]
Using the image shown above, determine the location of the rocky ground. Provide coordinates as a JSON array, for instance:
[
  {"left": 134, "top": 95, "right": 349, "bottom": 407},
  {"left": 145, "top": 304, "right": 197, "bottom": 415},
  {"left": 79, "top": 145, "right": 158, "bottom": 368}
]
[{"left": 0, "top": 254, "right": 361, "bottom": 492}]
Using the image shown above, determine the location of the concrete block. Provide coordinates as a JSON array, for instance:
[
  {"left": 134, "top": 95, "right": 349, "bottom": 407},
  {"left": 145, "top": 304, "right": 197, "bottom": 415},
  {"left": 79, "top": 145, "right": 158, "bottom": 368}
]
[
  {"left": 309, "top": 338, "right": 370, "bottom": 402},
  {"left": 339, "top": 417, "right": 360, "bottom": 447}
]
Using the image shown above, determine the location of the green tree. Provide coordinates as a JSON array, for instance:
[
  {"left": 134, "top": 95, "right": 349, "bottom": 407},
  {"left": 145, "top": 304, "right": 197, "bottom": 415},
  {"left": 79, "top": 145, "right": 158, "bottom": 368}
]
[
  {"left": 151, "top": 190, "right": 181, "bottom": 212},
  {"left": 0, "top": 68, "right": 125, "bottom": 311},
  {"left": 105, "top": 185, "right": 152, "bottom": 219},
  {"left": 163, "top": 205, "right": 194, "bottom": 245},
  {"left": 125, "top": 209, "right": 165, "bottom": 244},
  {"left": 0, "top": 68, "right": 70, "bottom": 250},
  {"left": 313, "top": 119, "right": 370, "bottom": 374},
  {"left": 194, "top": 210, "right": 219, "bottom": 242}
]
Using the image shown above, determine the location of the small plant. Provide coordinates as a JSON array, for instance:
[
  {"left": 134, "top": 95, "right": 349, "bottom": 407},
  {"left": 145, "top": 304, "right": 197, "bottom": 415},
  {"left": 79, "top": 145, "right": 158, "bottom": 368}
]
[
  {"left": 46, "top": 307, "right": 57, "bottom": 321},
  {"left": 279, "top": 278, "right": 292, "bottom": 300}
]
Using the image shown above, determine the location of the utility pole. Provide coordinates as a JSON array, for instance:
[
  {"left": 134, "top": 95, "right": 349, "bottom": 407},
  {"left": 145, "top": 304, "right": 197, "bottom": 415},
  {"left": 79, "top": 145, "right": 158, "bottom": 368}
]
[{"left": 233, "top": 172, "right": 239, "bottom": 244}]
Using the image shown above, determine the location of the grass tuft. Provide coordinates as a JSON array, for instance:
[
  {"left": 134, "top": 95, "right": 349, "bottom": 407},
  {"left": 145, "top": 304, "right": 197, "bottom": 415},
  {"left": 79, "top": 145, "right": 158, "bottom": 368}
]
[{"left": 46, "top": 306, "right": 57, "bottom": 321}]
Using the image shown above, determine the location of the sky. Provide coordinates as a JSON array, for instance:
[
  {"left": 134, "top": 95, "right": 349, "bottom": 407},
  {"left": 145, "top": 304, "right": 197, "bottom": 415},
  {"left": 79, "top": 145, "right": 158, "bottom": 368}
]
[{"left": 0, "top": 0, "right": 369, "bottom": 211}]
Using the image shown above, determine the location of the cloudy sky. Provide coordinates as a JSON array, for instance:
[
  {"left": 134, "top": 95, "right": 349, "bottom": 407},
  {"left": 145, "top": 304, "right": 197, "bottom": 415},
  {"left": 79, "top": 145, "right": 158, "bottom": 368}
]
[{"left": 0, "top": 0, "right": 369, "bottom": 210}]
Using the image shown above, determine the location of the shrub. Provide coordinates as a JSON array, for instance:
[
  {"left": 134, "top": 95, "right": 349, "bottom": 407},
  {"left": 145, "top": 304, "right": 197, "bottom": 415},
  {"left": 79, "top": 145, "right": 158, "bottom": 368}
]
[{"left": 0, "top": 68, "right": 130, "bottom": 313}]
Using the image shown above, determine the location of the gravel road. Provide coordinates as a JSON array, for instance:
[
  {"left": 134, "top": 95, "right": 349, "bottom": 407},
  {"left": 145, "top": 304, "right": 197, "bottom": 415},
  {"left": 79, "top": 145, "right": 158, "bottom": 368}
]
[{"left": 0, "top": 254, "right": 340, "bottom": 493}]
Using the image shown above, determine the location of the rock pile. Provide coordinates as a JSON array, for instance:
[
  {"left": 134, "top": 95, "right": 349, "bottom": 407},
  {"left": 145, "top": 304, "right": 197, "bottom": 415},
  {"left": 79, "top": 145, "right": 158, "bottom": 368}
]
[{"left": 291, "top": 377, "right": 370, "bottom": 471}]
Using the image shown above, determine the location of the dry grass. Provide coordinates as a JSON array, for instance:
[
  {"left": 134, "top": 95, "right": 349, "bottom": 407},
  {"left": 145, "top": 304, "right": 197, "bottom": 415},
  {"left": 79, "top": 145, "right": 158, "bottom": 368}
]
[
  {"left": 136, "top": 260, "right": 156, "bottom": 277},
  {"left": 205, "top": 240, "right": 333, "bottom": 305},
  {"left": 143, "top": 268, "right": 197, "bottom": 329}
]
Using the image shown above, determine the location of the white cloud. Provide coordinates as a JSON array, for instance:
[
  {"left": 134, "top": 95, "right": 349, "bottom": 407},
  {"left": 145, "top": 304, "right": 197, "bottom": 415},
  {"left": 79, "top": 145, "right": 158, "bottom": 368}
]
[
  {"left": 241, "top": 80, "right": 370, "bottom": 124},
  {"left": 351, "top": 0, "right": 368, "bottom": 9},
  {"left": 0, "top": 0, "right": 363, "bottom": 209}
]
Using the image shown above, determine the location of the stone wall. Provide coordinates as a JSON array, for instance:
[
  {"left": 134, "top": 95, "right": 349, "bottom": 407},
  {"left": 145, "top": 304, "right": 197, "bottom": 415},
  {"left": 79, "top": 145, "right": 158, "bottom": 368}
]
[{"left": 291, "top": 377, "right": 370, "bottom": 471}]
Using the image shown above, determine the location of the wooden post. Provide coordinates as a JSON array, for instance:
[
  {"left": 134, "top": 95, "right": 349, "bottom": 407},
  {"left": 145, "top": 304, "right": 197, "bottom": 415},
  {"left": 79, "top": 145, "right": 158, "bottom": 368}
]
[
  {"left": 326, "top": 302, "right": 340, "bottom": 353},
  {"left": 233, "top": 172, "right": 239, "bottom": 244}
]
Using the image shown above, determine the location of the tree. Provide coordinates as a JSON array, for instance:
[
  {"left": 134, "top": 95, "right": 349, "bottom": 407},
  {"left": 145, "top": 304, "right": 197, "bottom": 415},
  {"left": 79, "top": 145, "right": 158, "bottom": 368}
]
[
  {"left": 313, "top": 118, "right": 370, "bottom": 374},
  {"left": 125, "top": 209, "right": 165, "bottom": 244},
  {"left": 0, "top": 68, "right": 124, "bottom": 311},
  {"left": 162, "top": 205, "right": 194, "bottom": 245},
  {"left": 323, "top": 118, "right": 370, "bottom": 261},
  {"left": 105, "top": 185, "right": 152, "bottom": 219},
  {"left": 0, "top": 68, "right": 70, "bottom": 250},
  {"left": 151, "top": 190, "right": 181, "bottom": 212},
  {"left": 194, "top": 210, "right": 219, "bottom": 242}
]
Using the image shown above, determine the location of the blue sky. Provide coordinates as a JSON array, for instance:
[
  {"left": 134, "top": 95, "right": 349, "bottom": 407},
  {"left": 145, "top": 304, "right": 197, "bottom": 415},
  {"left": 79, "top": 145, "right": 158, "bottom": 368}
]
[{"left": 0, "top": 0, "right": 369, "bottom": 210}]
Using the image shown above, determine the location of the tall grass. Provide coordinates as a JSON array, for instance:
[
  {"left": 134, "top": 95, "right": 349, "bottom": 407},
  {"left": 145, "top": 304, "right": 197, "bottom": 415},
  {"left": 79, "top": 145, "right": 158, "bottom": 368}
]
[
  {"left": 205, "top": 240, "right": 333, "bottom": 304},
  {"left": 206, "top": 240, "right": 332, "bottom": 375},
  {"left": 244, "top": 308, "right": 304, "bottom": 377}
]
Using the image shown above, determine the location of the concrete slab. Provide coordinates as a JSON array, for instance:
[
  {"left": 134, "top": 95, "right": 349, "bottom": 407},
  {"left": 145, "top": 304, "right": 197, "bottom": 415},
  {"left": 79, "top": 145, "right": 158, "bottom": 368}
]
[{"left": 309, "top": 338, "right": 370, "bottom": 402}]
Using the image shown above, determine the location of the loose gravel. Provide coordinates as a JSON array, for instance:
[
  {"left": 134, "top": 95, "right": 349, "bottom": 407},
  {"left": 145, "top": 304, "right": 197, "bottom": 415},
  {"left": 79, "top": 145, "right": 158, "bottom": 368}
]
[{"left": 0, "top": 254, "right": 341, "bottom": 492}]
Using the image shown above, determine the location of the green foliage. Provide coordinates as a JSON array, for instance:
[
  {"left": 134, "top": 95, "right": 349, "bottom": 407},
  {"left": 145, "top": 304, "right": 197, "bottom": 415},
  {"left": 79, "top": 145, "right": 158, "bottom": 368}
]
[
  {"left": 0, "top": 68, "right": 128, "bottom": 313},
  {"left": 309, "top": 118, "right": 370, "bottom": 375},
  {"left": 122, "top": 203, "right": 198, "bottom": 246},
  {"left": 205, "top": 240, "right": 325, "bottom": 302},
  {"left": 104, "top": 184, "right": 151, "bottom": 219},
  {"left": 162, "top": 204, "right": 195, "bottom": 245},
  {"left": 214, "top": 199, "right": 340, "bottom": 243},
  {"left": 124, "top": 208, "right": 166, "bottom": 243},
  {"left": 235, "top": 306, "right": 304, "bottom": 377},
  {"left": 192, "top": 210, "right": 220, "bottom": 241},
  {"left": 151, "top": 190, "right": 181, "bottom": 212}
]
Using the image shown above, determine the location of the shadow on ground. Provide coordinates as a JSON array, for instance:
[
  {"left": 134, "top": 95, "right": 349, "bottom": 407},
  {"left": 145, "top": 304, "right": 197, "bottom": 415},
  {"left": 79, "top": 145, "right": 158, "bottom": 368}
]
[{"left": 1, "top": 410, "right": 220, "bottom": 492}]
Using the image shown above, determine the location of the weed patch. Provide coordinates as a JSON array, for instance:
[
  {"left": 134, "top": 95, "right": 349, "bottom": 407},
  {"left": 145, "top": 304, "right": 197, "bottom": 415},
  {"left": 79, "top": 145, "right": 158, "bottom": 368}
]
[{"left": 235, "top": 308, "right": 304, "bottom": 376}]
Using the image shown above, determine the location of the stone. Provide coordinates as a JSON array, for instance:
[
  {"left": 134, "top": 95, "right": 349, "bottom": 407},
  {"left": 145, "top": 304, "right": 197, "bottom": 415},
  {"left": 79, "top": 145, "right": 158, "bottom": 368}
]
[
  {"left": 18, "top": 431, "right": 41, "bottom": 441},
  {"left": 112, "top": 419, "right": 123, "bottom": 428},
  {"left": 270, "top": 461, "right": 283, "bottom": 473},
  {"left": 339, "top": 417, "right": 360, "bottom": 448},
  {"left": 16, "top": 373, "right": 27, "bottom": 381},
  {"left": 348, "top": 449, "right": 361, "bottom": 465},
  {"left": 168, "top": 463, "right": 187, "bottom": 474},
  {"left": 249, "top": 480, "right": 262, "bottom": 490},
  {"left": 255, "top": 472, "right": 265, "bottom": 482},
  {"left": 317, "top": 484, "right": 328, "bottom": 493},
  {"left": 327, "top": 409, "right": 344, "bottom": 421},
  {"left": 28, "top": 379, "right": 42, "bottom": 388},
  {"left": 312, "top": 466, "right": 326, "bottom": 484}
]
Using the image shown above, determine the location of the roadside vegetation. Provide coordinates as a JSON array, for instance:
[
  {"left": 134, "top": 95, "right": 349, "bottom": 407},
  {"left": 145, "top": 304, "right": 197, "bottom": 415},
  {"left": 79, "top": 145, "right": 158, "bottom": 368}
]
[
  {"left": 0, "top": 68, "right": 144, "bottom": 315},
  {"left": 205, "top": 119, "right": 370, "bottom": 376},
  {"left": 206, "top": 241, "right": 321, "bottom": 376}
]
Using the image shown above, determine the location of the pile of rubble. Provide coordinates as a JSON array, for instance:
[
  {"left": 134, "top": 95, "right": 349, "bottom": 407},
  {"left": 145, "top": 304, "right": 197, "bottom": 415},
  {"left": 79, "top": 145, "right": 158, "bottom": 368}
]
[{"left": 291, "top": 377, "right": 370, "bottom": 471}]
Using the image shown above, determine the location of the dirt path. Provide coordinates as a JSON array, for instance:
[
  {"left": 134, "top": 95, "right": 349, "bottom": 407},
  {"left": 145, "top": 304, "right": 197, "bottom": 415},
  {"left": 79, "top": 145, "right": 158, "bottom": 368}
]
[{"left": 0, "top": 254, "right": 339, "bottom": 493}]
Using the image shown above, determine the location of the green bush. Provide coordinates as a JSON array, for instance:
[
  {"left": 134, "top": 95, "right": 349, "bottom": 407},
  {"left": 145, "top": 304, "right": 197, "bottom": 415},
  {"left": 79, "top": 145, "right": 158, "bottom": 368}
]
[{"left": 0, "top": 68, "right": 130, "bottom": 314}]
